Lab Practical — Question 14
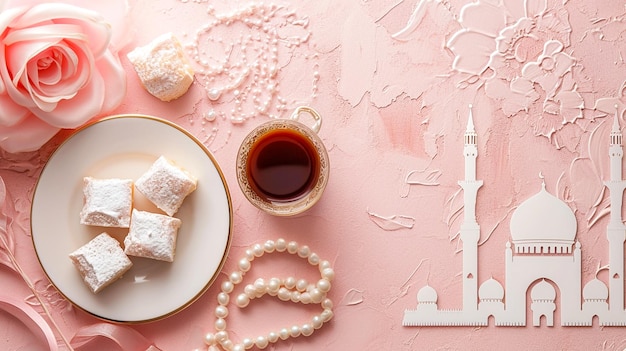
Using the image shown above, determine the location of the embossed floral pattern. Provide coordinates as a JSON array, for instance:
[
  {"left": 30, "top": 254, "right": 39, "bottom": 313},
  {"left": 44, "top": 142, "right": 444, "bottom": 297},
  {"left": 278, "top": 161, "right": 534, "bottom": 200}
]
[{"left": 447, "top": 0, "right": 584, "bottom": 149}]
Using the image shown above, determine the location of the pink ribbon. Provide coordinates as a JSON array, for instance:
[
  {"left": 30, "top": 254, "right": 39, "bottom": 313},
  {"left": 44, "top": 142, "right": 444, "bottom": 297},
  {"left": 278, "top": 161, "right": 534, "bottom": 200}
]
[
  {"left": 0, "top": 295, "right": 58, "bottom": 351},
  {"left": 71, "top": 322, "right": 161, "bottom": 351}
]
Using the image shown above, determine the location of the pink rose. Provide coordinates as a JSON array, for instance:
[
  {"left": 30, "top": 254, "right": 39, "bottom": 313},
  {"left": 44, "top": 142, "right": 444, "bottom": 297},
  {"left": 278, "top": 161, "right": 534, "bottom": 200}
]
[{"left": 0, "top": 2, "right": 128, "bottom": 153}]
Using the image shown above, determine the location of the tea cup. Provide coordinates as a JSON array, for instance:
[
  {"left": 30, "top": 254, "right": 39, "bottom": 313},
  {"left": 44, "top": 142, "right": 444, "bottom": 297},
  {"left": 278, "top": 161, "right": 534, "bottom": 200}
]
[{"left": 236, "top": 106, "right": 329, "bottom": 216}]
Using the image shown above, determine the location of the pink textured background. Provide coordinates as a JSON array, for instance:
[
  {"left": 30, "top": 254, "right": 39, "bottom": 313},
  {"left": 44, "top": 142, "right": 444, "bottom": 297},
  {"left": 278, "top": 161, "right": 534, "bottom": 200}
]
[{"left": 3, "top": 0, "right": 626, "bottom": 349}]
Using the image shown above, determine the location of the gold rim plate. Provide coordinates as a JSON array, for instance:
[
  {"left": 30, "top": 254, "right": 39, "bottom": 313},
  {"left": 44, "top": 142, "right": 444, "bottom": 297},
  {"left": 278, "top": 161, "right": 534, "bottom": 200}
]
[{"left": 31, "top": 115, "right": 232, "bottom": 323}]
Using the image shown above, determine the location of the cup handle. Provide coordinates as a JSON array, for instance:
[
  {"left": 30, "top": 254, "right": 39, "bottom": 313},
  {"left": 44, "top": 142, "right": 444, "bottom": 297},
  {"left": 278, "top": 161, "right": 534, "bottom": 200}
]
[{"left": 290, "top": 106, "right": 322, "bottom": 133}]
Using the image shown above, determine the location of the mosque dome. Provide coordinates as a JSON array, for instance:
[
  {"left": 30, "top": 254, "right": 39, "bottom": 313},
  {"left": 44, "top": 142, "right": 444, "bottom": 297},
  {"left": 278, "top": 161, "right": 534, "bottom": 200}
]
[
  {"left": 530, "top": 280, "right": 556, "bottom": 302},
  {"left": 510, "top": 183, "right": 577, "bottom": 254},
  {"left": 479, "top": 278, "right": 504, "bottom": 302},
  {"left": 583, "top": 278, "right": 608, "bottom": 301},
  {"left": 417, "top": 285, "right": 438, "bottom": 304}
]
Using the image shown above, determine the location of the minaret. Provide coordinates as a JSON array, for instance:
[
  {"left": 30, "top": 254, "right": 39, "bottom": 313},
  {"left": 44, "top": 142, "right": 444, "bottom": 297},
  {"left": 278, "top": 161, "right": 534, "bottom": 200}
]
[
  {"left": 458, "top": 104, "right": 483, "bottom": 312},
  {"left": 605, "top": 105, "right": 626, "bottom": 313}
]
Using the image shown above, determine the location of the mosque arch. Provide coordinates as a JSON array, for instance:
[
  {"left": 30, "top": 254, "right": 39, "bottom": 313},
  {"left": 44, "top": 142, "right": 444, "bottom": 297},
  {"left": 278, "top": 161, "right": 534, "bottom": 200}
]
[{"left": 526, "top": 278, "right": 560, "bottom": 327}]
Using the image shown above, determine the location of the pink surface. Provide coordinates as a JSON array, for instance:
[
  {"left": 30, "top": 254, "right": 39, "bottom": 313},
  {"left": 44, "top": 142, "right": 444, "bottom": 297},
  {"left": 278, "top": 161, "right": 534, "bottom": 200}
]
[{"left": 3, "top": 0, "right": 626, "bottom": 349}]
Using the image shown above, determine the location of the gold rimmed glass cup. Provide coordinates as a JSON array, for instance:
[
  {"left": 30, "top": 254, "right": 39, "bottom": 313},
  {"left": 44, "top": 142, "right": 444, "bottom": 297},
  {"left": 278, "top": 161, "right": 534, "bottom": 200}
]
[{"left": 236, "top": 106, "right": 329, "bottom": 216}]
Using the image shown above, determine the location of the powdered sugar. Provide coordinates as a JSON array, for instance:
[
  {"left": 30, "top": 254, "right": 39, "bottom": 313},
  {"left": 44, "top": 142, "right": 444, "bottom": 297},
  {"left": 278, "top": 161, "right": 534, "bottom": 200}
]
[
  {"left": 79, "top": 177, "right": 133, "bottom": 227},
  {"left": 127, "top": 32, "right": 195, "bottom": 102},
  {"left": 124, "top": 209, "right": 181, "bottom": 262},
  {"left": 135, "top": 156, "right": 197, "bottom": 216},
  {"left": 69, "top": 232, "right": 133, "bottom": 293}
]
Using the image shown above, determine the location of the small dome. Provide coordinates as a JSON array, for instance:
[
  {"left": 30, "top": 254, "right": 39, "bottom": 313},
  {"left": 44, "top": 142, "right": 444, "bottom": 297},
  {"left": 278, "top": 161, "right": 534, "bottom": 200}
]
[
  {"left": 531, "top": 280, "right": 556, "bottom": 302},
  {"left": 583, "top": 278, "right": 608, "bottom": 301},
  {"left": 479, "top": 278, "right": 504, "bottom": 301},
  {"left": 510, "top": 184, "right": 577, "bottom": 253},
  {"left": 417, "top": 285, "right": 438, "bottom": 304}
]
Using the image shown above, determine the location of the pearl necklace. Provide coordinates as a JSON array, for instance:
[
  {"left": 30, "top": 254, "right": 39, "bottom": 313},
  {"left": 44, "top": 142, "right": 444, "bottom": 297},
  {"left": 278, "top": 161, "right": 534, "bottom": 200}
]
[
  {"left": 185, "top": 3, "right": 320, "bottom": 124},
  {"left": 204, "top": 238, "right": 334, "bottom": 351}
]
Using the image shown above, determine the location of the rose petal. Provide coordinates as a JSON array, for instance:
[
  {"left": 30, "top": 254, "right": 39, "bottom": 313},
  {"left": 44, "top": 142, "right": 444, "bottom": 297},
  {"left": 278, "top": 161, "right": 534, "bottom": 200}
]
[
  {"left": 0, "top": 114, "right": 59, "bottom": 153},
  {"left": 0, "top": 94, "right": 30, "bottom": 127},
  {"left": 27, "top": 42, "right": 93, "bottom": 106},
  {"left": 8, "top": 3, "right": 111, "bottom": 57},
  {"left": 4, "top": 0, "right": 129, "bottom": 52},
  {"left": 3, "top": 24, "right": 86, "bottom": 45},
  {"left": 0, "top": 7, "right": 27, "bottom": 33},
  {"left": 7, "top": 38, "right": 59, "bottom": 82},
  {"left": 95, "top": 50, "right": 126, "bottom": 113},
  {"left": 31, "top": 65, "right": 104, "bottom": 128}
]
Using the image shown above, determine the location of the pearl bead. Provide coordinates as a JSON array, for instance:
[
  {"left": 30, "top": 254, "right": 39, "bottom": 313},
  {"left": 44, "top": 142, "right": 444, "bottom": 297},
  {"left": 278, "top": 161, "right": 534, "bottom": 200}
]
[
  {"left": 277, "top": 287, "right": 291, "bottom": 301},
  {"left": 264, "top": 240, "right": 275, "bottom": 252},
  {"left": 215, "top": 331, "right": 228, "bottom": 342},
  {"left": 301, "top": 323, "right": 314, "bottom": 336},
  {"left": 221, "top": 339, "right": 234, "bottom": 350},
  {"left": 241, "top": 283, "right": 253, "bottom": 295},
  {"left": 233, "top": 344, "right": 245, "bottom": 351},
  {"left": 215, "top": 318, "right": 226, "bottom": 330},
  {"left": 238, "top": 258, "right": 251, "bottom": 272},
  {"left": 300, "top": 292, "right": 312, "bottom": 304},
  {"left": 319, "top": 260, "right": 331, "bottom": 271},
  {"left": 221, "top": 281, "right": 234, "bottom": 293},
  {"left": 308, "top": 253, "right": 320, "bottom": 265},
  {"left": 245, "top": 249, "right": 255, "bottom": 261},
  {"left": 252, "top": 244, "right": 264, "bottom": 257},
  {"left": 317, "top": 279, "right": 331, "bottom": 293},
  {"left": 236, "top": 294, "right": 250, "bottom": 308},
  {"left": 255, "top": 336, "right": 269, "bottom": 349},
  {"left": 284, "top": 277, "right": 296, "bottom": 289},
  {"left": 310, "top": 288, "right": 323, "bottom": 303},
  {"left": 290, "top": 325, "right": 301, "bottom": 337},
  {"left": 254, "top": 278, "right": 266, "bottom": 295},
  {"left": 279, "top": 328, "right": 290, "bottom": 340},
  {"left": 268, "top": 332, "right": 279, "bottom": 343},
  {"left": 205, "top": 333, "right": 216, "bottom": 345},
  {"left": 230, "top": 271, "right": 243, "bottom": 284},
  {"left": 204, "top": 110, "right": 217, "bottom": 122},
  {"left": 267, "top": 278, "right": 281, "bottom": 295},
  {"left": 296, "top": 279, "right": 308, "bottom": 292},
  {"left": 322, "top": 298, "right": 333, "bottom": 310},
  {"left": 215, "top": 305, "right": 228, "bottom": 318},
  {"left": 321, "top": 309, "right": 334, "bottom": 322},
  {"left": 208, "top": 88, "right": 222, "bottom": 100},
  {"left": 217, "top": 292, "right": 229, "bottom": 306},
  {"left": 298, "top": 245, "right": 311, "bottom": 258},
  {"left": 290, "top": 291, "right": 301, "bottom": 302},
  {"left": 322, "top": 268, "right": 335, "bottom": 281},
  {"left": 287, "top": 241, "right": 298, "bottom": 254},
  {"left": 312, "top": 315, "right": 323, "bottom": 329},
  {"left": 242, "top": 338, "right": 254, "bottom": 349}
]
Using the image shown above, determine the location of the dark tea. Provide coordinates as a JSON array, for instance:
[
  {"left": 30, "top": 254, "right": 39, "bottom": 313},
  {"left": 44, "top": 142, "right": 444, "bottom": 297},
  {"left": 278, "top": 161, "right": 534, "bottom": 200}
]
[{"left": 247, "top": 128, "right": 320, "bottom": 202}]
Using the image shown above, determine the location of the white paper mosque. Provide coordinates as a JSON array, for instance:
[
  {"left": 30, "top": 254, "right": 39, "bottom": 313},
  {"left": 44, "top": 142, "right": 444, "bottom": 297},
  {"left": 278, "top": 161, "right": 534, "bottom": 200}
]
[{"left": 403, "top": 106, "right": 626, "bottom": 327}]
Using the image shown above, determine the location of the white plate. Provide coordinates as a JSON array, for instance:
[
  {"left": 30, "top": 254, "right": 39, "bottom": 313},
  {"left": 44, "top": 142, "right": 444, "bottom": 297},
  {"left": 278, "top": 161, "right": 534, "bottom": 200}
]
[{"left": 31, "top": 115, "right": 232, "bottom": 323}]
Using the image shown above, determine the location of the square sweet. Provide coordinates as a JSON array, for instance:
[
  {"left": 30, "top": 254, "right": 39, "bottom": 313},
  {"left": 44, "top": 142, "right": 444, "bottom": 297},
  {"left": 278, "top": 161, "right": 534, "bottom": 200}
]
[
  {"left": 135, "top": 156, "right": 197, "bottom": 216},
  {"left": 127, "top": 32, "right": 195, "bottom": 102},
  {"left": 124, "top": 209, "right": 182, "bottom": 262},
  {"left": 69, "top": 232, "right": 133, "bottom": 293},
  {"left": 80, "top": 177, "right": 133, "bottom": 227}
]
